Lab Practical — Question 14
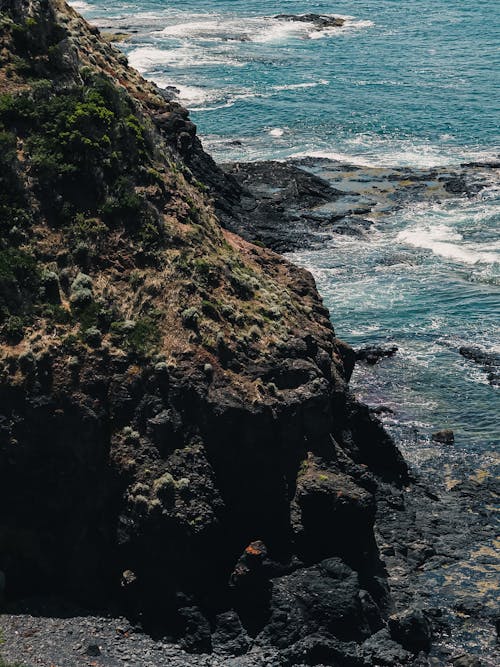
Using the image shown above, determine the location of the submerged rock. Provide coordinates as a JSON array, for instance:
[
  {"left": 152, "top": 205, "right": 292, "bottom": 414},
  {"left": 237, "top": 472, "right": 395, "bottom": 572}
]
[
  {"left": 459, "top": 346, "right": 500, "bottom": 386},
  {"left": 275, "top": 14, "right": 346, "bottom": 30},
  {"left": 432, "top": 429, "right": 455, "bottom": 445},
  {"left": 356, "top": 345, "right": 399, "bottom": 365}
]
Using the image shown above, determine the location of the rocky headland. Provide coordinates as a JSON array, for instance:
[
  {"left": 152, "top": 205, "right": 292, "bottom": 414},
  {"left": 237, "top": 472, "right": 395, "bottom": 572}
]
[{"left": 0, "top": 2, "right": 498, "bottom": 667}]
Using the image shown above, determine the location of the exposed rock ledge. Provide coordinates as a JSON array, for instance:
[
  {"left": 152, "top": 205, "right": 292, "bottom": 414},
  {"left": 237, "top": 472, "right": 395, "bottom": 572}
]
[{"left": 274, "top": 14, "right": 346, "bottom": 30}]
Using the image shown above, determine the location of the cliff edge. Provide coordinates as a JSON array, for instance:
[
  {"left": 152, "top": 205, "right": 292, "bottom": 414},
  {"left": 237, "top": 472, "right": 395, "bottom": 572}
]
[{"left": 0, "top": 2, "right": 412, "bottom": 664}]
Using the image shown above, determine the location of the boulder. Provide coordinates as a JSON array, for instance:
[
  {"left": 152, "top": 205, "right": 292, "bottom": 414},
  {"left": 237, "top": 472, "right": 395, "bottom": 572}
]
[
  {"left": 431, "top": 429, "right": 455, "bottom": 445},
  {"left": 291, "top": 457, "right": 376, "bottom": 566},
  {"left": 388, "top": 608, "right": 432, "bottom": 653},
  {"left": 275, "top": 14, "right": 346, "bottom": 30},
  {"left": 84, "top": 643, "right": 101, "bottom": 657},
  {"left": 459, "top": 346, "right": 500, "bottom": 386},
  {"left": 260, "top": 558, "right": 376, "bottom": 648},
  {"left": 179, "top": 606, "right": 212, "bottom": 654},
  {"left": 452, "top": 656, "right": 482, "bottom": 667},
  {"left": 361, "top": 628, "right": 412, "bottom": 665},
  {"left": 212, "top": 611, "right": 250, "bottom": 656},
  {"left": 280, "top": 634, "right": 364, "bottom": 667},
  {"left": 356, "top": 345, "right": 398, "bottom": 365}
]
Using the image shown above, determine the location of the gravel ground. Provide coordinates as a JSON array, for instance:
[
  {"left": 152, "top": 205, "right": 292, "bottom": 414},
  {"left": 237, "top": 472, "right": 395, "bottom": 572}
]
[{"left": 0, "top": 609, "right": 280, "bottom": 667}]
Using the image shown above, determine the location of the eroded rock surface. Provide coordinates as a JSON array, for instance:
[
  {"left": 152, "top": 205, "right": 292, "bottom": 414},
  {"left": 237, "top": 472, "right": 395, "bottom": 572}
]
[
  {"left": 220, "top": 159, "right": 497, "bottom": 253},
  {"left": 274, "top": 14, "right": 346, "bottom": 30}
]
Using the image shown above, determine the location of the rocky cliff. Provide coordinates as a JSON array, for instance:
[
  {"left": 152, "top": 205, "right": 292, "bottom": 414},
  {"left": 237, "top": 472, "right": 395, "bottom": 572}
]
[{"left": 0, "top": 2, "right": 414, "bottom": 664}]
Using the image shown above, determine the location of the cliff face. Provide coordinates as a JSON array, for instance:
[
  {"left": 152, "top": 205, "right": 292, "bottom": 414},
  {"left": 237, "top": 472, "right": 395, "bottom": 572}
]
[{"left": 0, "top": 0, "right": 409, "bottom": 660}]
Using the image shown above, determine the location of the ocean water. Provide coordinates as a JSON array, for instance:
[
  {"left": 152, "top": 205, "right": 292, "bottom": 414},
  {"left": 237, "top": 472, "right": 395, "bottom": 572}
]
[{"left": 72, "top": 0, "right": 499, "bottom": 481}]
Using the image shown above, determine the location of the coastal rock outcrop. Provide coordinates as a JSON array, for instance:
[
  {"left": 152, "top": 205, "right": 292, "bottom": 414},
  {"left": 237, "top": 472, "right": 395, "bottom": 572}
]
[
  {"left": 459, "top": 346, "right": 500, "bottom": 386},
  {"left": 356, "top": 345, "right": 399, "bottom": 365},
  {"left": 219, "top": 159, "right": 497, "bottom": 253},
  {"left": 0, "top": 2, "right": 419, "bottom": 665},
  {"left": 274, "top": 14, "right": 346, "bottom": 30}
]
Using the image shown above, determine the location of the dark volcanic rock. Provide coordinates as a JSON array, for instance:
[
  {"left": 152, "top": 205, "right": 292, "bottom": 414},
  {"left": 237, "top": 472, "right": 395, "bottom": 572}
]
[
  {"left": 356, "top": 345, "right": 399, "bottom": 365},
  {"left": 3, "top": 2, "right": 493, "bottom": 666},
  {"left": 179, "top": 606, "right": 212, "bottom": 654},
  {"left": 212, "top": 610, "right": 251, "bottom": 656},
  {"left": 221, "top": 160, "right": 344, "bottom": 252},
  {"left": 280, "top": 634, "right": 364, "bottom": 667},
  {"left": 388, "top": 608, "right": 432, "bottom": 653},
  {"left": 361, "top": 628, "right": 412, "bottom": 665},
  {"left": 259, "top": 558, "right": 375, "bottom": 648},
  {"left": 459, "top": 346, "right": 500, "bottom": 386},
  {"left": 84, "top": 643, "right": 102, "bottom": 657},
  {"left": 217, "top": 160, "right": 497, "bottom": 256},
  {"left": 431, "top": 429, "right": 455, "bottom": 445},
  {"left": 0, "top": 1, "right": 412, "bottom": 659},
  {"left": 452, "top": 656, "right": 482, "bottom": 667},
  {"left": 274, "top": 14, "right": 346, "bottom": 30}
]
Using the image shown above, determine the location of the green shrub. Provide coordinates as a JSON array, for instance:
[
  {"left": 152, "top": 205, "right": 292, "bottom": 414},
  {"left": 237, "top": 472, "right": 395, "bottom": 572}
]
[
  {"left": 110, "top": 316, "right": 161, "bottom": 355},
  {"left": 0, "top": 131, "right": 31, "bottom": 243},
  {"left": 74, "top": 301, "right": 103, "bottom": 331},
  {"left": 229, "top": 268, "right": 259, "bottom": 300},
  {"left": 71, "top": 272, "right": 93, "bottom": 292},
  {"left": 101, "top": 178, "right": 143, "bottom": 226},
  {"left": 0, "top": 76, "right": 152, "bottom": 224},
  {"left": 0, "top": 248, "right": 38, "bottom": 286},
  {"left": 153, "top": 472, "right": 176, "bottom": 503},
  {"left": 68, "top": 214, "right": 108, "bottom": 247},
  {"left": 39, "top": 270, "right": 61, "bottom": 303},
  {"left": 193, "top": 258, "right": 219, "bottom": 286},
  {"left": 39, "top": 303, "right": 72, "bottom": 324},
  {"left": 181, "top": 307, "right": 200, "bottom": 330},
  {"left": 83, "top": 326, "right": 102, "bottom": 347},
  {"left": 201, "top": 300, "right": 219, "bottom": 320},
  {"left": 1, "top": 314, "right": 25, "bottom": 343}
]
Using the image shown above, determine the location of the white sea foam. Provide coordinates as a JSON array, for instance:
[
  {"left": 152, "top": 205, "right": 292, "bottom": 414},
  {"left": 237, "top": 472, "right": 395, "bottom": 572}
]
[
  {"left": 160, "top": 83, "right": 222, "bottom": 107},
  {"left": 272, "top": 81, "right": 328, "bottom": 91},
  {"left": 290, "top": 149, "right": 380, "bottom": 167},
  {"left": 397, "top": 223, "right": 500, "bottom": 265},
  {"left": 308, "top": 18, "right": 375, "bottom": 39},
  {"left": 152, "top": 13, "right": 367, "bottom": 45},
  {"left": 155, "top": 15, "right": 312, "bottom": 43},
  {"left": 68, "top": 0, "right": 94, "bottom": 10},
  {"left": 154, "top": 77, "right": 330, "bottom": 112},
  {"left": 290, "top": 139, "right": 500, "bottom": 169},
  {"left": 269, "top": 128, "right": 285, "bottom": 137},
  {"left": 127, "top": 45, "right": 243, "bottom": 71}
]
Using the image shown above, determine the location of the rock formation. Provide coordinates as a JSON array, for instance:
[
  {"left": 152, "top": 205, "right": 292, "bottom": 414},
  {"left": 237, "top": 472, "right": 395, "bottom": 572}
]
[
  {"left": 0, "top": 2, "right": 430, "bottom": 665},
  {"left": 274, "top": 14, "right": 346, "bottom": 31}
]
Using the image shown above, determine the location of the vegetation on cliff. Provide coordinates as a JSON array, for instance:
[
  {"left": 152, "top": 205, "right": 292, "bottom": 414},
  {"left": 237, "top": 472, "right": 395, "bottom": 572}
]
[{"left": 0, "top": 4, "right": 330, "bottom": 368}]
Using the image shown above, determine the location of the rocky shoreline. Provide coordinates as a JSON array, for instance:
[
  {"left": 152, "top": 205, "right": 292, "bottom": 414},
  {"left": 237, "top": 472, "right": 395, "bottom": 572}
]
[
  {"left": 216, "top": 158, "right": 497, "bottom": 253},
  {"left": 1, "top": 147, "right": 498, "bottom": 665},
  {"left": 0, "top": 2, "right": 498, "bottom": 667}
]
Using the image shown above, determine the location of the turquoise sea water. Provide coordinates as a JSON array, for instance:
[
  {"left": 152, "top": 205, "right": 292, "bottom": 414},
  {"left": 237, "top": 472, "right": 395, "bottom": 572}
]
[{"left": 73, "top": 0, "right": 499, "bottom": 480}]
